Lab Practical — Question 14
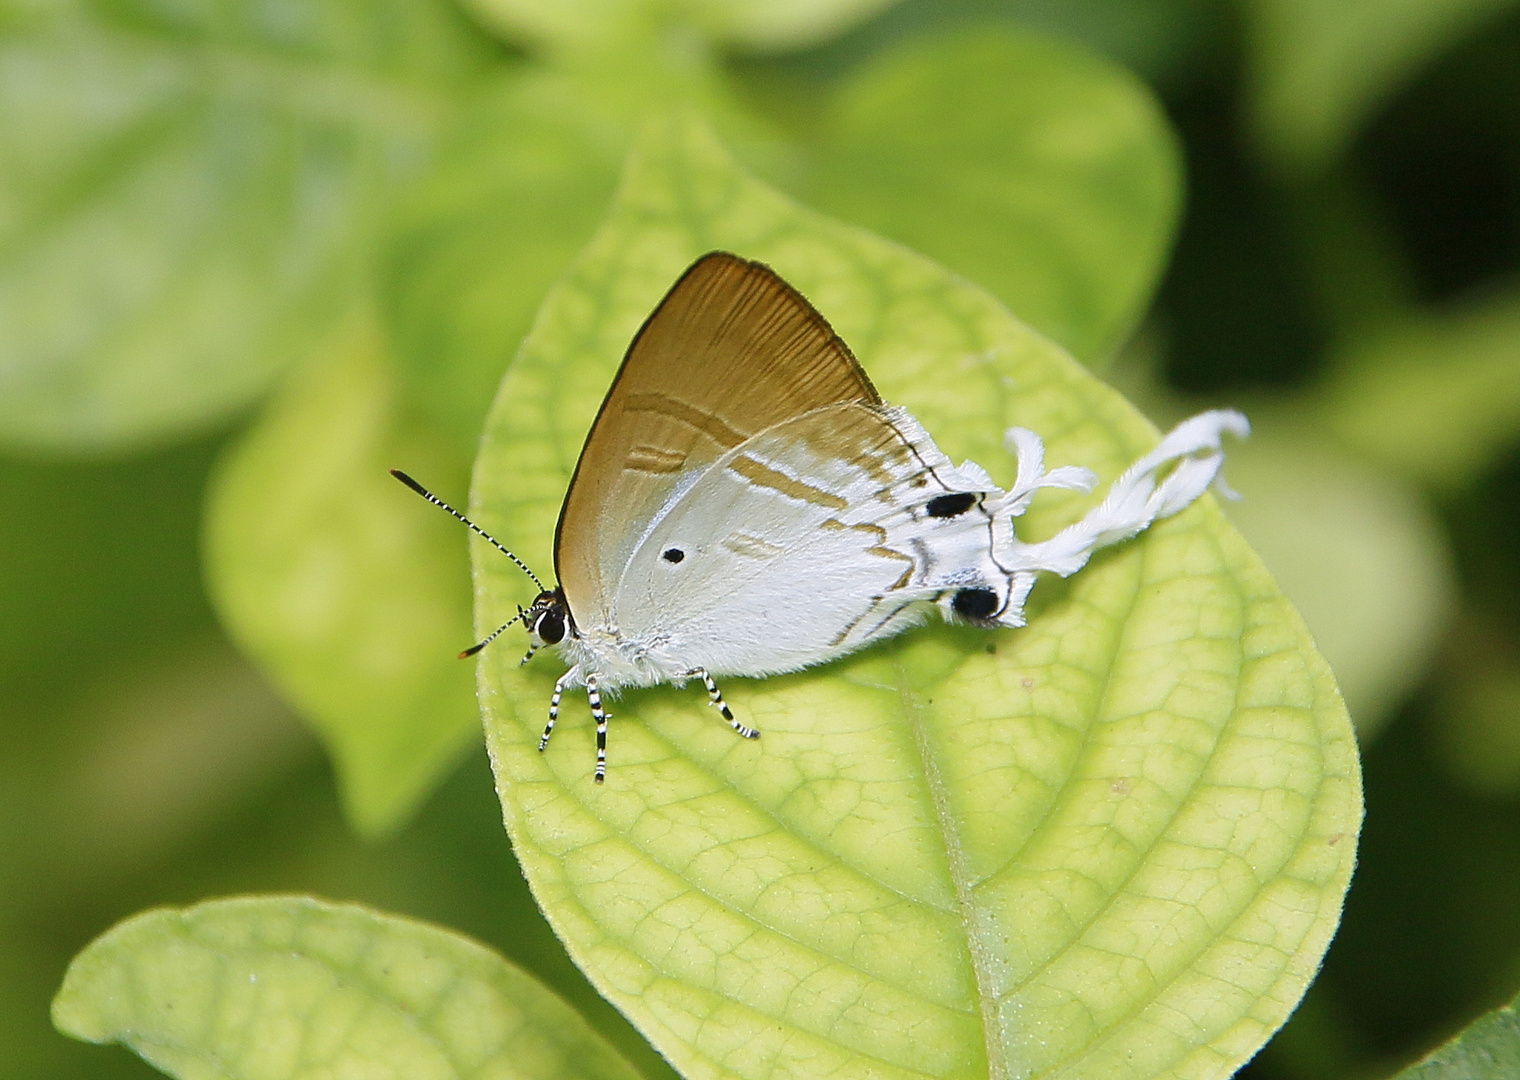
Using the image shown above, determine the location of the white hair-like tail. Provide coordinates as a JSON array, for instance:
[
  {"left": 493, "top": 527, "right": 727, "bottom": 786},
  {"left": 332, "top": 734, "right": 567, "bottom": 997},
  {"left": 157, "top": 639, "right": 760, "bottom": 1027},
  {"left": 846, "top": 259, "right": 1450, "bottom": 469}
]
[{"left": 993, "top": 409, "right": 1250, "bottom": 580}]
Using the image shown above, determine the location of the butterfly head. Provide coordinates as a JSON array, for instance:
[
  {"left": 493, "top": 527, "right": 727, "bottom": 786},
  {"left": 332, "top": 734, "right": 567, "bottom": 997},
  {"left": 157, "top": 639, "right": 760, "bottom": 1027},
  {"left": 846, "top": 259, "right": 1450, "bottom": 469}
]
[{"left": 525, "top": 587, "right": 572, "bottom": 648}]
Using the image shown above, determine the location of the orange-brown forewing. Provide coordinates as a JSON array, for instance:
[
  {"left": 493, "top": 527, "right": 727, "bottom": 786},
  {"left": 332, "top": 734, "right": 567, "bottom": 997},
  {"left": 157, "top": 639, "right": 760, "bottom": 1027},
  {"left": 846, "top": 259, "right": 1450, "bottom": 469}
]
[{"left": 554, "top": 252, "right": 880, "bottom": 627}]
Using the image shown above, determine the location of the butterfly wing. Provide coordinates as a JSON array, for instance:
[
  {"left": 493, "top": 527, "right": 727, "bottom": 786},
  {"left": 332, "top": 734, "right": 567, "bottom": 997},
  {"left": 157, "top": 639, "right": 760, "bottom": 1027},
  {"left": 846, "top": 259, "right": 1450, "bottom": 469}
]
[
  {"left": 555, "top": 253, "right": 879, "bottom": 630},
  {"left": 612, "top": 402, "right": 1013, "bottom": 678}
]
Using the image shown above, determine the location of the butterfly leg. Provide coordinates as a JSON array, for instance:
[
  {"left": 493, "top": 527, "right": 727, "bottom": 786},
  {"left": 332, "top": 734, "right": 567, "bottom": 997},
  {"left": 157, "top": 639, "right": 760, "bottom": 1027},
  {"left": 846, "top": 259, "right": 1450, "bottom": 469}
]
[
  {"left": 520, "top": 643, "right": 538, "bottom": 666},
  {"left": 542, "top": 668, "right": 576, "bottom": 751},
  {"left": 585, "top": 672, "right": 611, "bottom": 783},
  {"left": 688, "top": 668, "right": 758, "bottom": 739}
]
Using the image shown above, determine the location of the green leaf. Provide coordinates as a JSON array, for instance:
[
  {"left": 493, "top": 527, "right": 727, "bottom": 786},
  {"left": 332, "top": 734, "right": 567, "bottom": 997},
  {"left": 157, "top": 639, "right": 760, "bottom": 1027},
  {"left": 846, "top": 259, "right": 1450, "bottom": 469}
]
[
  {"left": 1430, "top": 620, "right": 1520, "bottom": 798},
  {"left": 1245, "top": 0, "right": 1520, "bottom": 177},
  {"left": 382, "top": 43, "right": 799, "bottom": 444},
  {"left": 1391, "top": 987, "right": 1520, "bottom": 1079},
  {"left": 1316, "top": 287, "right": 1520, "bottom": 488},
  {"left": 472, "top": 115, "right": 1361, "bottom": 1080},
  {"left": 384, "top": 71, "right": 628, "bottom": 442},
  {"left": 0, "top": 0, "right": 490, "bottom": 454},
  {"left": 205, "top": 315, "right": 479, "bottom": 836},
  {"left": 459, "top": 0, "right": 901, "bottom": 54},
  {"left": 807, "top": 25, "right": 1181, "bottom": 366},
  {"left": 693, "top": 0, "right": 903, "bottom": 49},
  {"left": 1220, "top": 416, "right": 1454, "bottom": 740},
  {"left": 53, "top": 895, "right": 646, "bottom": 1080},
  {"left": 385, "top": 26, "right": 1178, "bottom": 440}
]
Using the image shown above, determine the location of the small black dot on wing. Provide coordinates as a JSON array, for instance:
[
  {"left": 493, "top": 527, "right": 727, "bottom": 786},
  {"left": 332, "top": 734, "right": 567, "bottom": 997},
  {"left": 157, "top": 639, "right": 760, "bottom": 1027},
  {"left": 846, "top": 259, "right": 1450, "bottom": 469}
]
[
  {"left": 926, "top": 492, "right": 977, "bottom": 518},
  {"left": 952, "top": 587, "right": 999, "bottom": 620},
  {"left": 662, "top": 548, "right": 685, "bottom": 563}
]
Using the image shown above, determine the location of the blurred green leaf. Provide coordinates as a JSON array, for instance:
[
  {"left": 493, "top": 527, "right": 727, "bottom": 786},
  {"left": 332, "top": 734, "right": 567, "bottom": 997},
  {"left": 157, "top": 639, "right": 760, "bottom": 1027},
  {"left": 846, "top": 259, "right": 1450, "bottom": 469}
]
[
  {"left": 53, "top": 896, "right": 646, "bottom": 1080},
  {"left": 1245, "top": 0, "right": 1520, "bottom": 177},
  {"left": 382, "top": 39, "right": 798, "bottom": 443},
  {"left": 1391, "top": 987, "right": 1520, "bottom": 1078},
  {"left": 384, "top": 22, "right": 1178, "bottom": 439},
  {"left": 979, "top": 0, "right": 1224, "bottom": 85},
  {"left": 472, "top": 115, "right": 1361, "bottom": 1080},
  {"left": 41, "top": 640, "right": 315, "bottom": 891},
  {"left": 1221, "top": 417, "right": 1454, "bottom": 739},
  {"left": 0, "top": 0, "right": 492, "bottom": 454},
  {"left": 459, "top": 0, "right": 902, "bottom": 53},
  {"left": 696, "top": 0, "right": 903, "bottom": 49},
  {"left": 384, "top": 71, "right": 626, "bottom": 441},
  {"left": 205, "top": 315, "right": 478, "bottom": 836},
  {"left": 808, "top": 25, "right": 1181, "bottom": 365},
  {"left": 1430, "top": 620, "right": 1520, "bottom": 798},
  {"left": 0, "top": 436, "right": 220, "bottom": 700},
  {"left": 1317, "top": 286, "right": 1520, "bottom": 487}
]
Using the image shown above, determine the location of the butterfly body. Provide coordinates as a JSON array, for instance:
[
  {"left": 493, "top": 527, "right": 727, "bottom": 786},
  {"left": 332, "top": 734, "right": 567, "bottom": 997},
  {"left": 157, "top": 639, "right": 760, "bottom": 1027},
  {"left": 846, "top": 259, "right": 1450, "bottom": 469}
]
[{"left": 398, "top": 251, "right": 1247, "bottom": 782}]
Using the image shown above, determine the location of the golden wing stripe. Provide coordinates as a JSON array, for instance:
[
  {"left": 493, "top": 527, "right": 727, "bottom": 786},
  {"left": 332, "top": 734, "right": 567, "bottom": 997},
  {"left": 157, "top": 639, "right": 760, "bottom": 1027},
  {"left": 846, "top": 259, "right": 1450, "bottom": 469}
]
[
  {"left": 625, "top": 445, "right": 688, "bottom": 474},
  {"left": 623, "top": 391, "right": 747, "bottom": 449},
  {"left": 728, "top": 454, "right": 849, "bottom": 510}
]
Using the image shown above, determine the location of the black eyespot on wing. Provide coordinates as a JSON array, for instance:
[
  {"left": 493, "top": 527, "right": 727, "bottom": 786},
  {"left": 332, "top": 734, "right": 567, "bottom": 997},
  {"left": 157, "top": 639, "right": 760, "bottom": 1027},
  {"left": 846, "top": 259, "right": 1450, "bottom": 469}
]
[
  {"left": 536, "top": 609, "right": 566, "bottom": 645},
  {"left": 952, "top": 587, "right": 999, "bottom": 621},
  {"left": 662, "top": 548, "right": 685, "bottom": 563},
  {"left": 926, "top": 492, "right": 977, "bottom": 518}
]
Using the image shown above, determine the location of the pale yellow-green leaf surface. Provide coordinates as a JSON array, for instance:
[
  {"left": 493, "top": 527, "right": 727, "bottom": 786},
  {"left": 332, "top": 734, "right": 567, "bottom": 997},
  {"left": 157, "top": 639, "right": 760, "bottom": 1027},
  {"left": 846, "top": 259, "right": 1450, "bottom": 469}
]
[
  {"left": 472, "top": 115, "right": 1361, "bottom": 1080},
  {"left": 53, "top": 896, "right": 645, "bottom": 1080}
]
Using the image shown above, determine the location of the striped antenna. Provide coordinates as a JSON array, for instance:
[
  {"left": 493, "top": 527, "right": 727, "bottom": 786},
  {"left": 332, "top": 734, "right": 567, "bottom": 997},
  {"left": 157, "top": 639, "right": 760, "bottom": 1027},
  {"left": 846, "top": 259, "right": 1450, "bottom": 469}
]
[
  {"left": 389, "top": 470, "right": 546, "bottom": 592},
  {"left": 458, "top": 611, "right": 530, "bottom": 659}
]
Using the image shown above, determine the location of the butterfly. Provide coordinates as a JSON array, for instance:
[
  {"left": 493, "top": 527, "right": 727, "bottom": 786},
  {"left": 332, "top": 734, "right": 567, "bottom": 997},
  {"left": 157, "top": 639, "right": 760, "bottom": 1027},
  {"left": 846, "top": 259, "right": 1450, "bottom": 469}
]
[{"left": 395, "top": 251, "right": 1247, "bottom": 782}]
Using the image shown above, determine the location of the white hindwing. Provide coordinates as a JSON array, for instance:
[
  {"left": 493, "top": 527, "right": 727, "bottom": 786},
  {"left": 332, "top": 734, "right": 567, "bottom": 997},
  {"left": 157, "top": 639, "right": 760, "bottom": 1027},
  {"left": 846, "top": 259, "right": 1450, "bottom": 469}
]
[{"left": 568, "top": 402, "right": 1015, "bottom": 688}]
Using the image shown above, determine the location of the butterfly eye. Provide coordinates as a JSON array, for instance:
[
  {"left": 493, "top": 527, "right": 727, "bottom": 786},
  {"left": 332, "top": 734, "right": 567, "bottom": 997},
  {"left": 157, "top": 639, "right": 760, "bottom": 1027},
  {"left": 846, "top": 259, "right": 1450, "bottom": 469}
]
[
  {"left": 952, "top": 587, "right": 999, "bottom": 621},
  {"left": 925, "top": 492, "right": 977, "bottom": 518},
  {"left": 535, "top": 609, "right": 566, "bottom": 645},
  {"left": 662, "top": 548, "right": 685, "bottom": 564}
]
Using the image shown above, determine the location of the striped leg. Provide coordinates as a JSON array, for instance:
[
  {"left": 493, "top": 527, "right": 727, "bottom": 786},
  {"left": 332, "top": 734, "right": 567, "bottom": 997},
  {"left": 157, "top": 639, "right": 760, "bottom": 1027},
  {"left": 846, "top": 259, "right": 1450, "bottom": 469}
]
[
  {"left": 541, "top": 668, "right": 576, "bottom": 751},
  {"left": 688, "top": 668, "right": 758, "bottom": 739},
  {"left": 519, "top": 643, "right": 538, "bottom": 666},
  {"left": 586, "top": 672, "right": 611, "bottom": 783}
]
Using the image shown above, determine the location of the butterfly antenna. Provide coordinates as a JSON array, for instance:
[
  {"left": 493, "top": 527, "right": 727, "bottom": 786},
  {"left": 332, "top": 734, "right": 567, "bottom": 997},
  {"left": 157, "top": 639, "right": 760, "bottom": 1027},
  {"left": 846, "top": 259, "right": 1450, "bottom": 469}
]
[
  {"left": 389, "top": 470, "right": 547, "bottom": 591},
  {"left": 458, "top": 612, "right": 531, "bottom": 660}
]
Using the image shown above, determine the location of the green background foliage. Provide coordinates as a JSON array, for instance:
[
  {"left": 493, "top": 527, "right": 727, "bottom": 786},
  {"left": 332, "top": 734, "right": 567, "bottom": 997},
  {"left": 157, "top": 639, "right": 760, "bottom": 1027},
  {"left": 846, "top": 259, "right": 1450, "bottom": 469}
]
[
  {"left": 1390, "top": 989, "right": 1520, "bottom": 1079},
  {"left": 4, "top": 0, "right": 1520, "bottom": 1077},
  {"left": 53, "top": 896, "right": 646, "bottom": 1080}
]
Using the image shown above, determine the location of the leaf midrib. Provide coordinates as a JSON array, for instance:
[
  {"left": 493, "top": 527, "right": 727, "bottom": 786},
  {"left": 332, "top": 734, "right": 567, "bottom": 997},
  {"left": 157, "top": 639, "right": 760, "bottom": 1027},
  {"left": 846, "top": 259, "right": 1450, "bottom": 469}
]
[{"left": 893, "top": 648, "right": 1005, "bottom": 1080}]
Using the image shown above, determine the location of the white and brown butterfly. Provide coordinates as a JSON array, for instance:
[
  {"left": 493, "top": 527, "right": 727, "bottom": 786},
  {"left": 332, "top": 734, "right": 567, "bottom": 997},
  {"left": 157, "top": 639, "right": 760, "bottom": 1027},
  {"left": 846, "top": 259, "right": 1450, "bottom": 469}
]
[{"left": 396, "top": 251, "right": 1247, "bottom": 781}]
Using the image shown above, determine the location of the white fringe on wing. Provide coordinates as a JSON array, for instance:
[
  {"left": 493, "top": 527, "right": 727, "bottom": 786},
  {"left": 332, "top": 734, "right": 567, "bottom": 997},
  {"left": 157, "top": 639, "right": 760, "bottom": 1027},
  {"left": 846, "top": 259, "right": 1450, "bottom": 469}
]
[{"left": 995, "top": 409, "right": 1250, "bottom": 579}]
